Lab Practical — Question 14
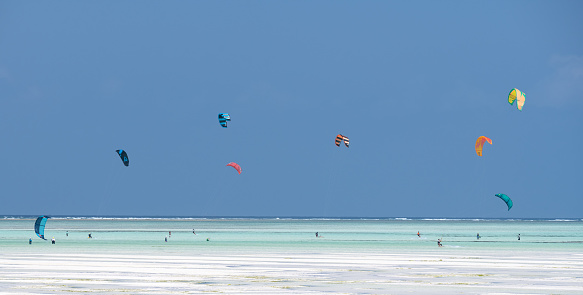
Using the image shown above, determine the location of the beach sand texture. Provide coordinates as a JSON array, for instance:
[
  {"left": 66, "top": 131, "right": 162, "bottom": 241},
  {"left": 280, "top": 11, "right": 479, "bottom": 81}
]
[{"left": 1, "top": 250, "right": 582, "bottom": 294}]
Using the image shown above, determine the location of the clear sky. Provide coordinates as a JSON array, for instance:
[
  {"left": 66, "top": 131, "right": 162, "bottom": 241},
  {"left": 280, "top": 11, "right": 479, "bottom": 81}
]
[{"left": 1, "top": 1, "right": 581, "bottom": 218}]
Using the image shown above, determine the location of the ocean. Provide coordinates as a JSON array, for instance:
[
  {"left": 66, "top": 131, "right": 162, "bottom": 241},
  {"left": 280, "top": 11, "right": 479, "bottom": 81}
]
[{"left": 2, "top": 217, "right": 582, "bottom": 255}]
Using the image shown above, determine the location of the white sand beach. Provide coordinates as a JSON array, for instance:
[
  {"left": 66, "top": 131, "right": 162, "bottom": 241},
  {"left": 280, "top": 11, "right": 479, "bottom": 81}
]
[{"left": 1, "top": 250, "right": 582, "bottom": 294}]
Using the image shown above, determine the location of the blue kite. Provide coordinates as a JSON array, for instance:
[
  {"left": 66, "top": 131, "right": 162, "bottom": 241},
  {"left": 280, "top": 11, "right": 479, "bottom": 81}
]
[
  {"left": 218, "top": 113, "right": 231, "bottom": 128},
  {"left": 34, "top": 216, "right": 50, "bottom": 240}
]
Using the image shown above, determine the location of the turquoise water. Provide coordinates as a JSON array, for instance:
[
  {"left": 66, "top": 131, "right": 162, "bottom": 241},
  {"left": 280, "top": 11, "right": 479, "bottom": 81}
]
[{"left": 1, "top": 217, "right": 582, "bottom": 255}]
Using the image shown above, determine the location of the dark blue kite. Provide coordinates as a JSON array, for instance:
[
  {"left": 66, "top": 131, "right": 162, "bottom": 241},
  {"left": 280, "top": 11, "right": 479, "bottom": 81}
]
[
  {"left": 34, "top": 216, "right": 50, "bottom": 240},
  {"left": 116, "top": 149, "right": 129, "bottom": 166}
]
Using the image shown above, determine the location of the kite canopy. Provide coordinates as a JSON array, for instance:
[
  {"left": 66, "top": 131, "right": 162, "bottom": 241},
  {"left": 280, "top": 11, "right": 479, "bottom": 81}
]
[
  {"left": 475, "top": 136, "right": 492, "bottom": 156},
  {"left": 335, "top": 134, "right": 349, "bottom": 148},
  {"left": 495, "top": 194, "right": 513, "bottom": 211},
  {"left": 218, "top": 113, "right": 231, "bottom": 128},
  {"left": 508, "top": 88, "right": 526, "bottom": 111},
  {"left": 116, "top": 149, "right": 129, "bottom": 166},
  {"left": 226, "top": 162, "right": 242, "bottom": 174},
  {"left": 34, "top": 216, "right": 50, "bottom": 240}
]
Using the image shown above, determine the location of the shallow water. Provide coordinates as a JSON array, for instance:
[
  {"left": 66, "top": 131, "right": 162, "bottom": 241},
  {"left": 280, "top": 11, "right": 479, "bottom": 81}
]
[{"left": 2, "top": 217, "right": 582, "bottom": 255}]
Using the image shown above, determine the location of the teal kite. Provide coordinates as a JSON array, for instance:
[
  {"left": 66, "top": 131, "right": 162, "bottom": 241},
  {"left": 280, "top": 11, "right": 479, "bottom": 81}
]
[{"left": 494, "top": 194, "right": 513, "bottom": 211}]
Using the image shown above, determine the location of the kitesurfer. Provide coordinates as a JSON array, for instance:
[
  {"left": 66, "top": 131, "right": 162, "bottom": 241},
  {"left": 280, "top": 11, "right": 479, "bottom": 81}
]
[
  {"left": 193, "top": 229, "right": 196, "bottom": 235},
  {"left": 51, "top": 237, "right": 55, "bottom": 244},
  {"left": 517, "top": 234, "right": 520, "bottom": 241},
  {"left": 437, "top": 238, "right": 442, "bottom": 247},
  {"left": 315, "top": 232, "right": 319, "bottom": 237},
  {"left": 477, "top": 233, "right": 481, "bottom": 240},
  {"left": 66, "top": 231, "right": 68, "bottom": 237},
  {"left": 165, "top": 237, "right": 167, "bottom": 242},
  {"left": 88, "top": 233, "right": 92, "bottom": 239},
  {"left": 417, "top": 231, "right": 420, "bottom": 237},
  {"left": 29, "top": 238, "right": 32, "bottom": 245}
]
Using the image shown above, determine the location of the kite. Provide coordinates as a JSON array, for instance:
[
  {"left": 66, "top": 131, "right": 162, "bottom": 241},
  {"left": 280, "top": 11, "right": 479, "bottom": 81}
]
[
  {"left": 475, "top": 136, "right": 492, "bottom": 156},
  {"left": 335, "top": 134, "right": 349, "bottom": 148},
  {"left": 34, "top": 216, "right": 50, "bottom": 240},
  {"left": 495, "top": 194, "right": 513, "bottom": 211},
  {"left": 116, "top": 149, "right": 129, "bottom": 166},
  {"left": 227, "top": 162, "right": 242, "bottom": 174},
  {"left": 218, "top": 113, "right": 231, "bottom": 128},
  {"left": 508, "top": 88, "right": 526, "bottom": 111}
]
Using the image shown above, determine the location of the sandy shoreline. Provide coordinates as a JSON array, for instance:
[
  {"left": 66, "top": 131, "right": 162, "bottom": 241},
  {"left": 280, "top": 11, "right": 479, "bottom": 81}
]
[{"left": 1, "top": 250, "right": 582, "bottom": 294}]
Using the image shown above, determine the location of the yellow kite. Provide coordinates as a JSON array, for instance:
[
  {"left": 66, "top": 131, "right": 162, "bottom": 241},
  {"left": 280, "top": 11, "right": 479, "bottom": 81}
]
[{"left": 508, "top": 88, "right": 525, "bottom": 111}]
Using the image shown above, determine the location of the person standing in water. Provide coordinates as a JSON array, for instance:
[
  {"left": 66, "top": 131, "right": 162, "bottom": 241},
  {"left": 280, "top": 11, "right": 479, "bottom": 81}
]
[
  {"left": 437, "top": 238, "right": 442, "bottom": 247},
  {"left": 51, "top": 237, "right": 55, "bottom": 244}
]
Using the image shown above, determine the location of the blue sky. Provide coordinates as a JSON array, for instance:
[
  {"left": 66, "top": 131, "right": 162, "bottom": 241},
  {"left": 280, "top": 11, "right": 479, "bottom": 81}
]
[{"left": 1, "top": 1, "right": 581, "bottom": 218}]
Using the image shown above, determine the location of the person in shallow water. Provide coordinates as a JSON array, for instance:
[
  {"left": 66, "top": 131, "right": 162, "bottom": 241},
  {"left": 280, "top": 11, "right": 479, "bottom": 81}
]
[
  {"left": 165, "top": 237, "right": 167, "bottom": 242},
  {"left": 437, "top": 238, "right": 442, "bottom": 247},
  {"left": 29, "top": 238, "right": 32, "bottom": 245},
  {"left": 518, "top": 234, "right": 521, "bottom": 240},
  {"left": 51, "top": 237, "right": 55, "bottom": 244},
  {"left": 477, "top": 233, "right": 481, "bottom": 240}
]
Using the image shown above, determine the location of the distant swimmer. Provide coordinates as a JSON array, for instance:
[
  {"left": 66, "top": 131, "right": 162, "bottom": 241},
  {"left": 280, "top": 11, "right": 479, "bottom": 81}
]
[
  {"left": 437, "top": 238, "right": 442, "bottom": 247},
  {"left": 29, "top": 238, "right": 32, "bottom": 245},
  {"left": 88, "top": 233, "right": 92, "bottom": 239},
  {"left": 477, "top": 233, "right": 481, "bottom": 240},
  {"left": 517, "top": 234, "right": 521, "bottom": 241},
  {"left": 315, "top": 232, "right": 319, "bottom": 238},
  {"left": 417, "top": 231, "right": 420, "bottom": 237},
  {"left": 51, "top": 237, "right": 55, "bottom": 244}
]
